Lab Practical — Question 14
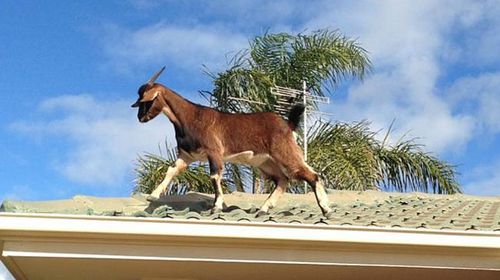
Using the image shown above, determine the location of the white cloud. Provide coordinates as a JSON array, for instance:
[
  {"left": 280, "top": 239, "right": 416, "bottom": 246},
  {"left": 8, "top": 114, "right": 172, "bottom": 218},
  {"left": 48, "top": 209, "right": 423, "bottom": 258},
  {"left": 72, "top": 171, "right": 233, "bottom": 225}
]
[
  {"left": 447, "top": 72, "right": 500, "bottom": 135},
  {"left": 101, "top": 22, "right": 248, "bottom": 74},
  {"left": 0, "top": 264, "right": 13, "bottom": 280},
  {"left": 458, "top": 0, "right": 500, "bottom": 67},
  {"left": 463, "top": 159, "right": 500, "bottom": 196},
  {"left": 107, "top": 0, "right": 499, "bottom": 157},
  {"left": 329, "top": 72, "right": 475, "bottom": 153},
  {"left": 102, "top": 0, "right": 322, "bottom": 76},
  {"left": 299, "top": 0, "right": 484, "bottom": 154},
  {"left": 11, "top": 94, "right": 176, "bottom": 187}
]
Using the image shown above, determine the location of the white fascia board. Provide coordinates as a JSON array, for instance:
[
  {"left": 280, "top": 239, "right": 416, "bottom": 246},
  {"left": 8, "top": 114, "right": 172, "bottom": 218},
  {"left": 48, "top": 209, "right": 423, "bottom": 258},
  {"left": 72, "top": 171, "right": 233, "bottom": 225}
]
[
  {"left": 1, "top": 213, "right": 500, "bottom": 275},
  {"left": 0, "top": 213, "right": 499, "bottom": 250}
]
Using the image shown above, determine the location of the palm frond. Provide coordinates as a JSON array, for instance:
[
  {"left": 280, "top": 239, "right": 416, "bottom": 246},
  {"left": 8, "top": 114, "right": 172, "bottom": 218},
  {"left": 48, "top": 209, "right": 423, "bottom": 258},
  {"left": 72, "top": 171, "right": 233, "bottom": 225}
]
[
  {"left": 224, "top": 163, "right": 255, "bottom": 192},
  {"left": 247, "top": 29, "right": 371, "bottom": 95},
  {"left": 376, "top": 140, "right": 461, "bottom": 194},
  {"left": 133, "top": 148, "right": 230, "bottom": 195},
  {"left": 289, "top": 29, "right": 372, "bottom": 95},
  {"left": 210, "top": 67, "right": 275, "bottom": 112},
  {"left": 305, "top": 120, "right": 461, "bottom": 194},
  {"left": 307, "top": 121, "right": 380, "bottom": 191},
  {"left": 250, "top": 32, "right": 294, "bottom": 81}
]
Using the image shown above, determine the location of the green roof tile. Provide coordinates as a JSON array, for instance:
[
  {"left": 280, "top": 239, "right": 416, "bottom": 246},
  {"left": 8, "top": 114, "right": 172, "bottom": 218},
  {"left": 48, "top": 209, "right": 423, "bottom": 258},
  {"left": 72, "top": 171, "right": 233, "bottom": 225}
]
[{"left": 1, "top": 191, "right": 500, "bottom": 231}]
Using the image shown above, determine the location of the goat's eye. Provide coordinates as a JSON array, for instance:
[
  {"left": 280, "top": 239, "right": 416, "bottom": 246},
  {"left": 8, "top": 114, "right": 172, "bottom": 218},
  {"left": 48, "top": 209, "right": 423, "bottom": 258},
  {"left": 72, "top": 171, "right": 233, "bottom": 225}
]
[{"left": 141, "top": 100, "right": 154, "bottom": 111}]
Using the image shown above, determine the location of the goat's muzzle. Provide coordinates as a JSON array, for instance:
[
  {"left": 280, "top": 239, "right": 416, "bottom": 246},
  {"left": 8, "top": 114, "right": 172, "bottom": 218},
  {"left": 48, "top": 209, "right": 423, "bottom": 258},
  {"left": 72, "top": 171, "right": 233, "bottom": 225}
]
[
  {"left": 139, "top": 113, "right": 152, "bottom": 123},
  {"left": 135, "top": 100, "right": 155, "bottom": 123}
]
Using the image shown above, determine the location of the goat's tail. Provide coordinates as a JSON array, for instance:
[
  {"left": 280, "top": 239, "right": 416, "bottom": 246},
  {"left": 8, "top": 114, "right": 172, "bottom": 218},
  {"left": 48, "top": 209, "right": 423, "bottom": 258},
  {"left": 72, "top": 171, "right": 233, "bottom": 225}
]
[{"left": 287, "top": 104, "right": 305, "bottom": 131}]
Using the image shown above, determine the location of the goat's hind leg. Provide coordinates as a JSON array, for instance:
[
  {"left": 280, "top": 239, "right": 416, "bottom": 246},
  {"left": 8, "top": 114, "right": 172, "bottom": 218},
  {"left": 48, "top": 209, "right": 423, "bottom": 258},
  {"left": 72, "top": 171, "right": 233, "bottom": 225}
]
[
  {"left": 148, "top": 155, "right": 190, "bottom": 200},
  {"left": 299, "top": 165, "right": 333, "bottom": 218},
  {"left": 256, "top": 160, "right": 288, "bottom": 217},
  {"left": 257, "top": 178, "right": 287, "bottom": 217}
]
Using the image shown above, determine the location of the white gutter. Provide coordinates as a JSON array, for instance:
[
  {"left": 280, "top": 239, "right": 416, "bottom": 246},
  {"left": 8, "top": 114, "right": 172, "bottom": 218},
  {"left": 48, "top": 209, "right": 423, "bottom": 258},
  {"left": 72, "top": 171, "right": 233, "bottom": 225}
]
[
  {"left": 1, "top": 212, "right": 499, "bottom": 279},
  {"left": 0, "top": 213, "right": 498, "bottom": 249}
]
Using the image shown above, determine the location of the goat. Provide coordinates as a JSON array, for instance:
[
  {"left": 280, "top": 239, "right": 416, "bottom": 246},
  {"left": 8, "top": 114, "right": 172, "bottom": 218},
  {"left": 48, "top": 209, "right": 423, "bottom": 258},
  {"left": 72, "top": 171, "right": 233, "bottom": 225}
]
[{"left": 132, "top": 67, "right": 332, "bottom": 218}]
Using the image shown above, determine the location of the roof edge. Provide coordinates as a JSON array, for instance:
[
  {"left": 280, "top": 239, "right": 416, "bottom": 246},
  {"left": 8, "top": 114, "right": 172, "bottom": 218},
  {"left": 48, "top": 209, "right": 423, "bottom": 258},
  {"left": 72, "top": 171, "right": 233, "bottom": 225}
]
[
  {"left": 1, "top": 212, "right": 499, "bottom": 249},
  {"left": 1, "top": 213, "right": 499, "bottom": 275}
]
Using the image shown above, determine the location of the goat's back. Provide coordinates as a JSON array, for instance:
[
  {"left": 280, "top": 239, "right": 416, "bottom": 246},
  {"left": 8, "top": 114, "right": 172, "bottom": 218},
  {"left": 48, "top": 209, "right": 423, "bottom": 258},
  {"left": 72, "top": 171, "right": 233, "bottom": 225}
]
[{"left": 214, "top": 110, "right": 294, "bottom": 154}]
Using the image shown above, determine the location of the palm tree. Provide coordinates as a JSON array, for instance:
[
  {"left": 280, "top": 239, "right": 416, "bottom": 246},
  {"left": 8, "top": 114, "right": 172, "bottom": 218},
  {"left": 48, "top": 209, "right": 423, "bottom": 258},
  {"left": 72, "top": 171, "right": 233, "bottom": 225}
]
[
  {"left": 203, "top": 29, "right": 371, "bottom": 112},
  {"left": 134, "top": 29, "right": 461, "bottom": 195},
  {"left": 306, "top": 121, "right": 460, "bottom": 194}
]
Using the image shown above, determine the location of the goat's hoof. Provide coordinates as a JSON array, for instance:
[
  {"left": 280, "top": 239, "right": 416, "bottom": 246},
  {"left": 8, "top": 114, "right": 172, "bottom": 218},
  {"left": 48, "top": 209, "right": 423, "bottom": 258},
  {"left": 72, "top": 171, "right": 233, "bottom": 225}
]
[
  {"left": 146, "top": 195, "right": 159, "bottom": 202},
  {"left": 210, "top": 207, "right": 222, "bottom": 214},
  {"left": 323, "top": 210, "right": 334, "bottom": 220},
  {"left": 247, "top": 206, "right": 258, "bottom": 214},
  {"left": 255, "top": 210, "right": 269, "bottom": 218}
]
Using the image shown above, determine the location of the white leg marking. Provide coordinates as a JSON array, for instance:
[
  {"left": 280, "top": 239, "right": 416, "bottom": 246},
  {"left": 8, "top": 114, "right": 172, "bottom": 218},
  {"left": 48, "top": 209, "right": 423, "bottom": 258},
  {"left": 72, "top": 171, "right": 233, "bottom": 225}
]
[
  {"left": 314, "top": 180, "right": 332, "bottom": 215},
  {"left": 150, "top": 158, "right": 189, "bottom": 198},
  {"left": 211, "top": 174, "right": 225, "bottom": 210},
  {"left": 260, "top": 179, "right": 287, "bottom": 213}
]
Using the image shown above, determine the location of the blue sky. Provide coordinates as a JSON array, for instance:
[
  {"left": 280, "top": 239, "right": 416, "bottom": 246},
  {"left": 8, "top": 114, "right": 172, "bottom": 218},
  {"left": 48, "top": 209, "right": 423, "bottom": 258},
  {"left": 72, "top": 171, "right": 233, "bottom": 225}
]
[
  {"left": 0, "top": 1, "right": 500, "bottom": 277},
  {"left": 1, "top": 0, "right": 500, "bottom": 203}
]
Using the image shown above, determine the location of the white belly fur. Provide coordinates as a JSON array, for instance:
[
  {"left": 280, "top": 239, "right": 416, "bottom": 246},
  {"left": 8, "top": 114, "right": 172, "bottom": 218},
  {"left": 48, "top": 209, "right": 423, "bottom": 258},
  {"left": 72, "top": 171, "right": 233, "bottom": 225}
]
[
  {"left": 224, "top": 151, "right": 272, "bottom": 167},
  {"left": 183, "top": 150, "right": 272, "bottom": 167}
]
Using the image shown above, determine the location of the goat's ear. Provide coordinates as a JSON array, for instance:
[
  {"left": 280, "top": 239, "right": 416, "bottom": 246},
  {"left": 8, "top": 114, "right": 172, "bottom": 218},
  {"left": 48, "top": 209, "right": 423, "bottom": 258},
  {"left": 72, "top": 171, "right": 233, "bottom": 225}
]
[
  {"left": 140, "top": 90, "right": 160, "bottom": 102},
  {"left": 131, "top": 100, "right": 140, "bottom": 108},
  {"left": 131, "top": 90, "right": 158, "bottom": 108}
]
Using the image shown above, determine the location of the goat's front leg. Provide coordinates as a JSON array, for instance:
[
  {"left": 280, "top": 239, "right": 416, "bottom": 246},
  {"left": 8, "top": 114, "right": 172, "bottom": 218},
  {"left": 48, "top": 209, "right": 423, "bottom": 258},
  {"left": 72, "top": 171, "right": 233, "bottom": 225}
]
[
  {"left": 149, "top": 157, "right": 190, "bottom": 200},
  {"left": 208, "top": 154, "right": 225, "bottom": 213}
]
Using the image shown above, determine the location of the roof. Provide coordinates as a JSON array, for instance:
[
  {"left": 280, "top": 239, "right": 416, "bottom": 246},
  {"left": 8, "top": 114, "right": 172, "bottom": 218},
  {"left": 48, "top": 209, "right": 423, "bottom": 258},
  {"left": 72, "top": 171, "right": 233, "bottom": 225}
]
[
  {"left": 2, "top": 190, "right": 499, "bottom": 232},
  {"left": 1, "top": 211, "right": 499, "bottom": 279},
  {"left": 2, "top": 191, "right": 500, "bottom": 279}
]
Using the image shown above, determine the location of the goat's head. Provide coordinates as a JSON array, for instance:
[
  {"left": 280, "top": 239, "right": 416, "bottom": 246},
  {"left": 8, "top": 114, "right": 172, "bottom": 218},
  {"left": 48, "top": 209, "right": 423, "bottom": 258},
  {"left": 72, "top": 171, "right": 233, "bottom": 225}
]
[{"left": 131, "top": 66, "right": 166, "bottom": 123}]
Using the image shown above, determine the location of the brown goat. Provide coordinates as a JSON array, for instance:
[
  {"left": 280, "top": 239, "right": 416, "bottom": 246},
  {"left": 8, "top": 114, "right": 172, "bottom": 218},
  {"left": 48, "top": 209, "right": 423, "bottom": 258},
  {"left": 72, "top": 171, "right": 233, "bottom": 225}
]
[{"left": 132, "top": 67, "right": 332, "bottom": 218}]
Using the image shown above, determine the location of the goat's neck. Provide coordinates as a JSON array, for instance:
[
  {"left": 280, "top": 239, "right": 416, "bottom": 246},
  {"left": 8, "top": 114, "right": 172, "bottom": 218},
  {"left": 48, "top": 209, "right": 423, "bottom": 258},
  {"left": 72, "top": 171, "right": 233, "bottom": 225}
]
[{"left": 159, "top": 88, "right": 195, "bottom": 127}]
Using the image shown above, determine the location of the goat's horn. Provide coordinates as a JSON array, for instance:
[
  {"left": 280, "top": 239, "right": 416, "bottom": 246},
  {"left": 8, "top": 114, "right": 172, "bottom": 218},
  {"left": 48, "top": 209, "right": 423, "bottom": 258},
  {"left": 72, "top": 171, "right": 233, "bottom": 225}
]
[{"left": 147, "top": 66, "right": 166, "bottom": 85}]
